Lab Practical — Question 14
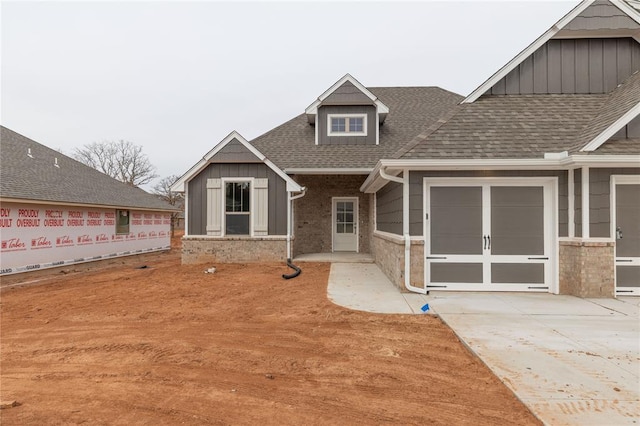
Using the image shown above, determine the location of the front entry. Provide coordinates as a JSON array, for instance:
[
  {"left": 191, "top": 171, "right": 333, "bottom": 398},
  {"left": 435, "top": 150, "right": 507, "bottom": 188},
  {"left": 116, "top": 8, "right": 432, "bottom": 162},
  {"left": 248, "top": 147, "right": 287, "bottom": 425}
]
[
  {"left": 424, "top": 178, "right": 555, "bottom": 292},
  {"left": 332, "top": 197, "right": 358, "bottom": 252},
  {"left": 613, "top": 177, "right": 640, "bottom": 296}
]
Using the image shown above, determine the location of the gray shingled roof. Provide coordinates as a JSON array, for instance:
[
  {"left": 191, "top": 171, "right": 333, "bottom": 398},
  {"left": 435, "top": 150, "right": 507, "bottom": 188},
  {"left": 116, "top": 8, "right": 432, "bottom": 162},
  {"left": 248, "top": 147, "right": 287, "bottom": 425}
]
[
  {"left": 250, "top": 87, "right": 463, "bottom": 169},
  {"left": 572, "top": 70, "right": 640, "bottom": 153},
  {"left": 396, "top": 71, "right": 640, "bottom": 160},
  {"left": 0, "top": 126, "right": 176, "bottom": 211}
]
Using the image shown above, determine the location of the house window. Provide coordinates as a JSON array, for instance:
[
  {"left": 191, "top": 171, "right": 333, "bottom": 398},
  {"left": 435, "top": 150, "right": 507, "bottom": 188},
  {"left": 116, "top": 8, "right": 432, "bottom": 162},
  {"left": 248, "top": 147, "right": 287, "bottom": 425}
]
[
  {"left": 328, "top": 114, "right": 367, "bottom": 136},
  {"left": 225, "top": 182, "right": 250, "bottom": 235},
  {"left": 116, "top": 210, "right": 130, "bottom": 234}
]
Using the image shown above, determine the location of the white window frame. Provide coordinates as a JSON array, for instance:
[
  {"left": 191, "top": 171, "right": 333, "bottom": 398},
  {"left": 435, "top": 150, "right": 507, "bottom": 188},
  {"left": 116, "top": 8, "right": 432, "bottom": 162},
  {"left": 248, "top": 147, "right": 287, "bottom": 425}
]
[
  {"left": 327, "top": 114, "right": 367, "bottom": 137},
  {"left": 222, "top": 178, "right": 254, "bottom": 237}
]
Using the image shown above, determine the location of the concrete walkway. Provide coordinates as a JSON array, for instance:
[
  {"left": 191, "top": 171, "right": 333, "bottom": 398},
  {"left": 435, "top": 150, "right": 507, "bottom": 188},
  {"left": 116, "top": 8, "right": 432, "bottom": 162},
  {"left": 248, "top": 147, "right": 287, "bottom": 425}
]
[{"left": 325, "top": 262, "right": 640, "bottom": 426}]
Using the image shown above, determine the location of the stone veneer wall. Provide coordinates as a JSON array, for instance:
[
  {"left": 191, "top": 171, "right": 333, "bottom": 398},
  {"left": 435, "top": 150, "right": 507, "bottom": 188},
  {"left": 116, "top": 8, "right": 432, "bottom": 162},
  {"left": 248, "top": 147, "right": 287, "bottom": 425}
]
[
  {"left": 182, "top": 237, "right": 287, "bottom": 264},
  {"left": 372, "top": 232, "right": 424, "bottom": 291},
  {"left": 559, "top": 240, "right": 615, "bottom": 297},
  {"left": 292, "top": 175, "right": 370, "bottom": 256}
]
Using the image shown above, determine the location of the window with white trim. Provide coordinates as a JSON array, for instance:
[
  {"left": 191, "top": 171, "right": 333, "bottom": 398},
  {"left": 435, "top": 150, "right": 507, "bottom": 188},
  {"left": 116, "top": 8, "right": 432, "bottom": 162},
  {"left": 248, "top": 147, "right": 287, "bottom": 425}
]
[
  {"left": 206, "top": 177, "right": 269, "bottom": 237},
  {"left": 328, "top": 114, "right": 367, "bottom": 136},
  {"left": 225, "top": 182, "right": 250, "bottom": 235}
]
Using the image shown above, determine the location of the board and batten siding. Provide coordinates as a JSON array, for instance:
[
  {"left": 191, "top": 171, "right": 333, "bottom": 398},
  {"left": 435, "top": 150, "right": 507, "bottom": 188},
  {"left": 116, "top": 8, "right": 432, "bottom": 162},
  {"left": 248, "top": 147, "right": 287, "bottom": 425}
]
[
  {"left": 486, "top": 38, "right": 640, "bottom": 95},
  {"left": 317, "top": 105, "right": 377, "bottom": 145},
  {"left": 187, "top": 163, "right": 288, "bottom": 236},
  {"left": 375, "top": 180, "right": 403, "bottom": 235},
  {"left": 408, "top": 170, "right": 569, "bottom": 237}
]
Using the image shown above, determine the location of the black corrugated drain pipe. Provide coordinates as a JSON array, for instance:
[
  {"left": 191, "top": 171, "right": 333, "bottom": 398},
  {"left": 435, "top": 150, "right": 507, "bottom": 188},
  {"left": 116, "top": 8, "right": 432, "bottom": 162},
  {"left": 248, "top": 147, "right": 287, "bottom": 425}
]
[{"left": 282, "top": 258, "right": 301, "bottom": 279}]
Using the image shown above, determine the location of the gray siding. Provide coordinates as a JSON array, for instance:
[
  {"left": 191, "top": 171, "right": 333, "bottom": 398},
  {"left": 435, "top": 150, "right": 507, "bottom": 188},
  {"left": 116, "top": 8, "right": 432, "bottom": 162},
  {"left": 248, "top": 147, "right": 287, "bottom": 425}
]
[
  {"left": 375, "top": 180, "right": 403, "bottom": 235},
  {"left": 322, "top": 81, "right": 373, "bottom": 105},
  {"left": 188, "top": 163, "right": 288, "bottom": 236},
  {"left": 589, "top": 168, "right": 640, "bottom": 237},
  {"left": 317, "top": 105, "right": 377, "bottom": 145},
  {"left": 409, "top": 170, "right": 569, "bottom": 237},
  {"left": 211, "top": 139, "right": 262, "bottom": 163},
  {"left": 487, "top": 38, "right": 640, "bottom": 95},
  {"left": 565, "top": 1, "right": 640, "bottom": 31}
]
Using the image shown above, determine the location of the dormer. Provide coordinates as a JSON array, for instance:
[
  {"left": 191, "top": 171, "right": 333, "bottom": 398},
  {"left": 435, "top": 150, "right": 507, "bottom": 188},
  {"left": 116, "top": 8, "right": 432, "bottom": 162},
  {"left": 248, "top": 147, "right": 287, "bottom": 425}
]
[{"left": 305, "top": 74, "right": 389, "bottom": 145}]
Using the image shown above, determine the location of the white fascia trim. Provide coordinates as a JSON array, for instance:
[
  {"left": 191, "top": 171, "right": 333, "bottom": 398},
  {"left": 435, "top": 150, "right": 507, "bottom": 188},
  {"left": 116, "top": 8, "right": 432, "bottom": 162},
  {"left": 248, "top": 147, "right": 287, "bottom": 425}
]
[
  {"left": 170, "top": 130, "right": 302, "bottom": 193},
  {"left": 379, "top": 156, "right": 640, "bottom": 169},
  {"left": 462, "top": 0, "right": 593, "bottom": 104},
  {"left": 569, "top": 154, "right": 640, "bottom": 166},
  {"left": 613, "top": 0, "right": 640, "bottom": 24},
  {"left": 262, "top": 158, "right": 303, "bottom": 192},
  {"left": 284, "top": 168, "right": 372, "bottom": 175},
  {"left": 360, "top": 155, "right": 640, "bottom": 193},
  {"left": 581, "top": 102, "right": 640, "bottom": 151},
  {"left": 304, "top": 73, "right": 389, "bottom": 115}
]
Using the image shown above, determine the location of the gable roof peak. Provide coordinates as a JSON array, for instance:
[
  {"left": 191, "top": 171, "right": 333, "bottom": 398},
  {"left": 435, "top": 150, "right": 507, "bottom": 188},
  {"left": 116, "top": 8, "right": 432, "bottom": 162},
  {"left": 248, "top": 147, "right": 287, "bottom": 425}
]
[
  {"left": 170, "top": 130, "right": 303, "bottom": 193},
  {"left": 305, "top": 74, "right": 390, "bottom": 123},
  {"left": 463, "top": 0, "right": 640, "bottom": 104}
]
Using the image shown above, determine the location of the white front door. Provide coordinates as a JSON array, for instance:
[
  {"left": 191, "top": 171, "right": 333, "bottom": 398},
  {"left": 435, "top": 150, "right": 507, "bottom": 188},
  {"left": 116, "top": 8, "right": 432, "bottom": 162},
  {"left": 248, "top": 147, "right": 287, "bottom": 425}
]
[
  {"left": 333, "top": 198, "right": 358, "bottom": 252},
  {"left": 613, "top": 177, "right": 640, "bottom": 296},
  {"left": 424, "top": 178, "right": 555, "bottom": 292}
]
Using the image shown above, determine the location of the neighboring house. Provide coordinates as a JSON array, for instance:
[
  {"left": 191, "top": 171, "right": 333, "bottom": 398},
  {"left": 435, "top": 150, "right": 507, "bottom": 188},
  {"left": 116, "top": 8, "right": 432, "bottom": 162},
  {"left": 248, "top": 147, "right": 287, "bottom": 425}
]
[
  {"left": 0, "top": 126, "right": 177, "bottom": 275},
  {"left": 173, "top": 0, "right": 640, "bottom": 298}
]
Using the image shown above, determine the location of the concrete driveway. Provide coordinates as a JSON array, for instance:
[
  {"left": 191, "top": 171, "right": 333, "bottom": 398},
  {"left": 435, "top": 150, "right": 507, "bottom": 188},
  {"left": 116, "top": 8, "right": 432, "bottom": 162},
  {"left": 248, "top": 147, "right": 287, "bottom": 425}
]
[{"left": 326, "top": 263, "right": 640, "bottom": 426}]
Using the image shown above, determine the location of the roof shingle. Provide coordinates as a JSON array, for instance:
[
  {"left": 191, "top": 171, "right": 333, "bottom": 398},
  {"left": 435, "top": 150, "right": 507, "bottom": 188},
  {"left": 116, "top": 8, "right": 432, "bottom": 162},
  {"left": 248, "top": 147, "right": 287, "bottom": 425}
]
[
  {"left": 0, "top": 127, "right": 176, "bottom": 211},
  {"left": 250, "top": 87, "right": 463, "bottom": 170}
]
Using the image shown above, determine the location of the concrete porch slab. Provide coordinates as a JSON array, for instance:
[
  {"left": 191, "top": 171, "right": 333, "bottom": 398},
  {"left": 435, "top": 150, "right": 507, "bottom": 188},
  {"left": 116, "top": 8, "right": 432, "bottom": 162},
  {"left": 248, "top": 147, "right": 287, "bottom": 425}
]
[{"left": 294, "top": 252, "right": 374, "bottom": 263}]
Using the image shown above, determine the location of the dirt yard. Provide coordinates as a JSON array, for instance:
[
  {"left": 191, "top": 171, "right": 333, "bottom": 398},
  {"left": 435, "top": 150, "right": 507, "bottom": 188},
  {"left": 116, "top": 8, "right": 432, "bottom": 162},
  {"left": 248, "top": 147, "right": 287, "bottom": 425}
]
[{"left": 1, "top": 235, "right": 540, "bottom": 425}]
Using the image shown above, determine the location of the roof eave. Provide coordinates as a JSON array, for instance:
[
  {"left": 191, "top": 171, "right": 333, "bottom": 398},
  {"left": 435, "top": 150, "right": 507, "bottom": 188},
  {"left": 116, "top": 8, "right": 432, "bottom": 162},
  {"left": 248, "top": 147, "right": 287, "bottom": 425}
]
[
  {"left": 0, "top": 197, "right": 179, "bottom": 212},
  {"left": 361, "top": 155, "right": 640, "bottom": 193}
]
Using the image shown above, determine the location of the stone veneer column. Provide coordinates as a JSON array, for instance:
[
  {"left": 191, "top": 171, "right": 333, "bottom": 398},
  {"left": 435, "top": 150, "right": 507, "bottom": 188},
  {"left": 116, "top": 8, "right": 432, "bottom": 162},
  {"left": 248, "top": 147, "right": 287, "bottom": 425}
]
[{"left": 559, "top": 240, "right": 615, "bottom": 298}]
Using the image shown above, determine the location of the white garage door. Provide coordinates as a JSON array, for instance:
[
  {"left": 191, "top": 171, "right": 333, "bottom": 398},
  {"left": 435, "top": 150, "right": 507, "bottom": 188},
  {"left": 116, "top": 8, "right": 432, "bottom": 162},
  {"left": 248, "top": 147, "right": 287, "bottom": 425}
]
[{"left": 424, "top": 178, "right": 555, "bottom": 292}]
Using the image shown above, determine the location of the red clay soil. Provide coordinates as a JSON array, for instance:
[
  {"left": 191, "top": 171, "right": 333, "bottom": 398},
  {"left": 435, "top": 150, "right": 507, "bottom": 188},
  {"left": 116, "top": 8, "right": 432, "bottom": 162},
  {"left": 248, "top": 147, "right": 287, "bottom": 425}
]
[{"left": 1, "top": 235, "right": 540, "bottom": 425}]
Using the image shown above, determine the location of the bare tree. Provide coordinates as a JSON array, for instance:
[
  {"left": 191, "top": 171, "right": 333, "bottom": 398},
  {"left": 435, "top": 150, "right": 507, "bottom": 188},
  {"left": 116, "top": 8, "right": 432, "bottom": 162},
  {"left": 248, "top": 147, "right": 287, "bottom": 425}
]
[
  {"left": 153, "top": 175, "right": 184, "bottom": 237},
  {"left": 74, "top": 140, "right": 158, "bottom": 187}
]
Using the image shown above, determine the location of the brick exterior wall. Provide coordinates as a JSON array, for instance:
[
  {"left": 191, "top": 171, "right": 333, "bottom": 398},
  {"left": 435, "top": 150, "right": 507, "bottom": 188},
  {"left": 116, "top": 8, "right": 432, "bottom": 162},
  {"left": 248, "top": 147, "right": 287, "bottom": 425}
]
[
  {"left": 372, "top": 232, "right": 424, "bottom": 291},
  {"left": 559, "top": 240, "right": 615, "bottom": 297},
  {"left": 182, "top": 237, "right": 287, "bottom": 264},
  {"left": 292, "top": 175, "right": 370, "bottom": 256}
]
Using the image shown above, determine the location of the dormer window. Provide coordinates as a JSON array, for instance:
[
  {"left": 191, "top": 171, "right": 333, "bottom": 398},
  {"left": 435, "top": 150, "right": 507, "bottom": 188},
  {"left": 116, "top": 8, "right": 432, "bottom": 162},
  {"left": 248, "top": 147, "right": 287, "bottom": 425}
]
[{"left": 328, "top": 114, "right": 367, "bottom": 136}]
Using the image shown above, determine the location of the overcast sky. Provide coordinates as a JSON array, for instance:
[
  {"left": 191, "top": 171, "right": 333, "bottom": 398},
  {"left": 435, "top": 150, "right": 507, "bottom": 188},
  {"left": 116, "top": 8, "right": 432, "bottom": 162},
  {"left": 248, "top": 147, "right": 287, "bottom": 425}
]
[{"left": 2, "top": 0, "right": 579, "bottom": 190}]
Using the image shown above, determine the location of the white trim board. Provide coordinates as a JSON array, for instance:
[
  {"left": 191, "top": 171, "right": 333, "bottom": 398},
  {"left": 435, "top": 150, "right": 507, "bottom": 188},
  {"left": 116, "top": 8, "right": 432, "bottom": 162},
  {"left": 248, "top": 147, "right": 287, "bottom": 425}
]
[
  {"left": 360, "top": 155, "right": 640, "bottom": 193},
  {"left": 581, "top": 102, "right": 640, "bottom": 152}
]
